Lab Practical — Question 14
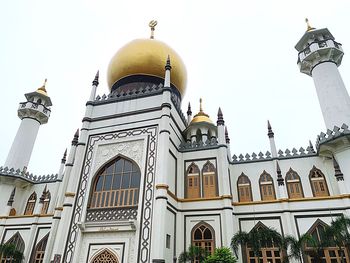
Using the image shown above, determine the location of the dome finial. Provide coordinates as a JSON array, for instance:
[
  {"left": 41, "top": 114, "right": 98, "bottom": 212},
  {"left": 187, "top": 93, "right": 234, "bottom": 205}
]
[
  {"left": 305, "top": 18, "right": 315, "bottom": 32},
  {"left": 199, "top": 98, "right": 203, "bottom": 112},
  {"left": 149, "top": 20, "right": 158, "bottom": 39},
  {"left": 37, "top": 78, "right": 48, "bottom": 95}
]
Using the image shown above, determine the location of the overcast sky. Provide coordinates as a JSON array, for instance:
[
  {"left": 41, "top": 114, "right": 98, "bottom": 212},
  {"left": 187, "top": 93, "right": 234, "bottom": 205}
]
[{"left": 1, "top": 0, "right": 350, "bottom": 175}]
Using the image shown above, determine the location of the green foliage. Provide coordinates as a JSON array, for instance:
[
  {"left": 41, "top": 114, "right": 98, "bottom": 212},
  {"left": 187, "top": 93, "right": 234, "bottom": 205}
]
[
  {"left": 178, "top": 245, "right": 208, "bottom": 263},
  {"left": 0, "top": 243, "right": 24, "bottom": 263},
  {"left": 231, "top": 226, "right": 282, "bottom": 260},
  {"left": 204, "top": 247, "right": 237, "bottom": 263}
]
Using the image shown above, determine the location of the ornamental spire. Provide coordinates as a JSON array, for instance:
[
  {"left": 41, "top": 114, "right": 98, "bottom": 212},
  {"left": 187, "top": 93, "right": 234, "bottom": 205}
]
[
  {"left": 149, "top": 20, "right": 158, "bottom": 39},
  {"left": 267, "top": 120, "right": 274, "bottom": 138},
  {"left": 61, "top": 148, "right": 67, "bottom": 164},
  {"left": 92, "top": 70, "right": 99, "bottom": 86},
  {"left": 225, "top": 126, "right": 230, "bottom": 144},
  {"left": 40, "top": 185, "right": 48, "bottom": 203},
  {"left": 276, "top": 161, "right": 284, "bottom": 186},
  {"left": 305, "top": 18, "right": 315, "bottom": 32},
  {"left": 7, "top": 187, "right": 16, "bottom": 206},
  {"left": 217, "top": 107, "right": 225, "bottom": 126},
  {"left": 187, "top": 102, "right": 192, "bottom": 116},
  {"left": 37, "top": 78, "right": 48, "bottom": 95},
  {"left": 165, "top": 55, "right": 171, "bottom": 71},
  {"left": 71, "top": 129, "right": 79, "bottom": 146},
  {"left": 333, "top": 155, "right": 344, "bottom": 181}
]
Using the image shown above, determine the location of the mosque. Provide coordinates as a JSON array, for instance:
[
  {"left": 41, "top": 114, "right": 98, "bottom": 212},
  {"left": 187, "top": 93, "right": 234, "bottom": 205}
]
[{"left": 0, "top": 19, "right": 350, "bottom": 263}]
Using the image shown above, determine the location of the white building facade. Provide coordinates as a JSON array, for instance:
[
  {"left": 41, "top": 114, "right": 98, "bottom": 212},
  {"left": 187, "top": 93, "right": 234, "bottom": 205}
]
[{"left": 1, "top": 22, "right": 350, "bottom": 263}]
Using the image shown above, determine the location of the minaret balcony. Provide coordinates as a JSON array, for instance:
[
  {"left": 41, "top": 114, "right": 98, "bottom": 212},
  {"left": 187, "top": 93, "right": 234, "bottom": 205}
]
[
  {"left": 297, "top": 39, "right": 344, "bottom": 76},
  {"left": 18, "top": 101, "right": 51, "bottom": 124}
]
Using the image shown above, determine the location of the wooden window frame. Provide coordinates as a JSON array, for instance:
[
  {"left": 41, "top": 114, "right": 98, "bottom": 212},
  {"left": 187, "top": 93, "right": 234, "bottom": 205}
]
[
  {"left": 237, "top": 173, "right": 253, "bottom": 202},
  {"left": 29, "top": 233, "right": 49, "bottom": 263},
  {"left": 259, "top": 171, "right": 276, "bottom": 201},
  {"left": 309, "top": 166, "right": 330, "bottom": 197},
  {"left": 202, "top": 161, "right": 218, "bottom": 198},
  {"left": 186, "top": 163, "right": 201, "bottom": 199},
  {"left": 24, "top": 192, "right": 37, "bottom": 215},
  {"left": 285, "top": 168, "right": 304, "bottom": 199},
  {"left": 88, "top": 156, "right": 141, "bottom": 209},
  {"left": 191, "top": 221, "right": 216, "bottom": 262}
]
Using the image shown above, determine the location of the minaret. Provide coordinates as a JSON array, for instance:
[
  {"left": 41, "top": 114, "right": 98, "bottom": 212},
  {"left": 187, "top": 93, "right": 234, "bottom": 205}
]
[
  {"left": 4, "top": 79, "right": 52, "bottom": 170},
  {"left": 295, "top": 19, "right": 350, "bottom": 129}
]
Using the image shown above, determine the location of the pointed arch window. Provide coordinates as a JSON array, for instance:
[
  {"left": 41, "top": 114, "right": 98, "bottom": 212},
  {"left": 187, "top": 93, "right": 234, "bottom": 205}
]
[
  {"left": 202, "top": 161, "right": 217, "bottom": 198},
  {"left": 237, "top": 173, "right": 252, "bottom": 202},
  {"left": 245, "top": 222, "right": 283, "bottom": 263},
  {"left": 40, "top": 191, "right": 51, "bottom": 214},
  {"left": 309, "top": 166, "right": 329, "bottom": 197},
  {"left": 89, "top": 157, "right": 141, "bottom": 208},
  {"left": 191, "top": 222, "right": 215, "bottom": 262},
  {"left": 305, "top": 219, "right": 349, "bottom": 263},
  {"left": 0, "top": 232, "right": 25, "bottom": 263},
  {"left": 29, "top": 233, "right": 49, "bottom": 263},
  {"left": 186, "top": 163, "right": 200, "bottom": 199},
  {"left": 259, "top": 171, "right": 276, "bottom": 201},
  {"left": 24, "top": 192, "right": 37, "bottom": 215},
  {"left": 91, "top": 249, "right": 119, "bottom": 263},
  {"left": 286, "top": 168, "right": 304, "bottom": 199}
]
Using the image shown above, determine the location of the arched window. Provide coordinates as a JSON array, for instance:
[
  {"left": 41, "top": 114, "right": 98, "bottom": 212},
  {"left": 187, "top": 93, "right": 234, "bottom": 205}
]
[
  {"left": 202, "top": 161, "right": 217, "bottom": 198},
  {"left": 245, "top": 222, "right": 282, "bottom": 263},
  {"left": 259, "top": 171, "right": 276, "bottom": 201},
  {"left": 186, "top": 163, "right": 200, "bottom": 199},
  {"left": 29, "top": 233, "right": 49, "bottom": 263},
  {"left": 0, "top": 232, "right": 25, "bottom": 263},
  {"left": 91, "top": 249, "right": 119, "bottom": 263},
  {"left": 37, "top": 98, "right": 42, "bottom": 104},
  {"left": 24, "top": 192, "right": 37, "bottom": 215},
  {"left": 286, "top": 168, "right": 304, "bottom": 199},
  {"left": 237, "top": 173, "right": 252, "bottom": 202},
  {"left": 89, "top": 157, "right": 141, "bottom": 208},
  {"left": 40, "top": 191, "right": 51, "bottom": 214},
  {"left": 309, "top": 166, "right": 329, "bottom": 197},
  {"left": 191, "top": 222, "right": 215, "bottom": 262},
  {"left": 305, "top": 219, "right": 349, "bottom": 263}
]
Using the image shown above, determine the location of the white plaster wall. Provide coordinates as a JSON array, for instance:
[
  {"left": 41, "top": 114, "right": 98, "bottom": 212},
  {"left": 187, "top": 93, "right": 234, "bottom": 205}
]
[
  {"left": 5, "top": 118, "right": 40, "bottom": 170},
  {"left": 312, "top": 62, "right": 350, "bottom": 129}
]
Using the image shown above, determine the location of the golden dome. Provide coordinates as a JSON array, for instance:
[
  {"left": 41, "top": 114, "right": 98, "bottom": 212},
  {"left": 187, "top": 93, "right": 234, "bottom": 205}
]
[
  {"left": 107, "top": 38, "right": 187, "bottom": 97},
  {"left": 190, "top": 99, "right": 213, "bottom": 125}
]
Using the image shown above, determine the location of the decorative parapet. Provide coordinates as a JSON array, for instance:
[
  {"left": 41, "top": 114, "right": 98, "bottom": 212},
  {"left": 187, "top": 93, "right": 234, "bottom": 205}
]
[
  {"left": 232, "top": 145, "right": 317, "bottom": 164},
  {"left": 0, "top": 166, "right": 59, "bottom": 184},
  {"left": 232, "top": 151, "right": 272, "bottom": 163},
  {"left": 316, "top": 124, "right": 350, "bottom": 149},
  {"left": 94, "top": 82, "right": 164, "bottom": 103},
  {"left": 179, "top": 138, "right": 218, "bottom": 152},
  {"left": 86, "top": 207, "right": 138, "bottom": 222}
]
